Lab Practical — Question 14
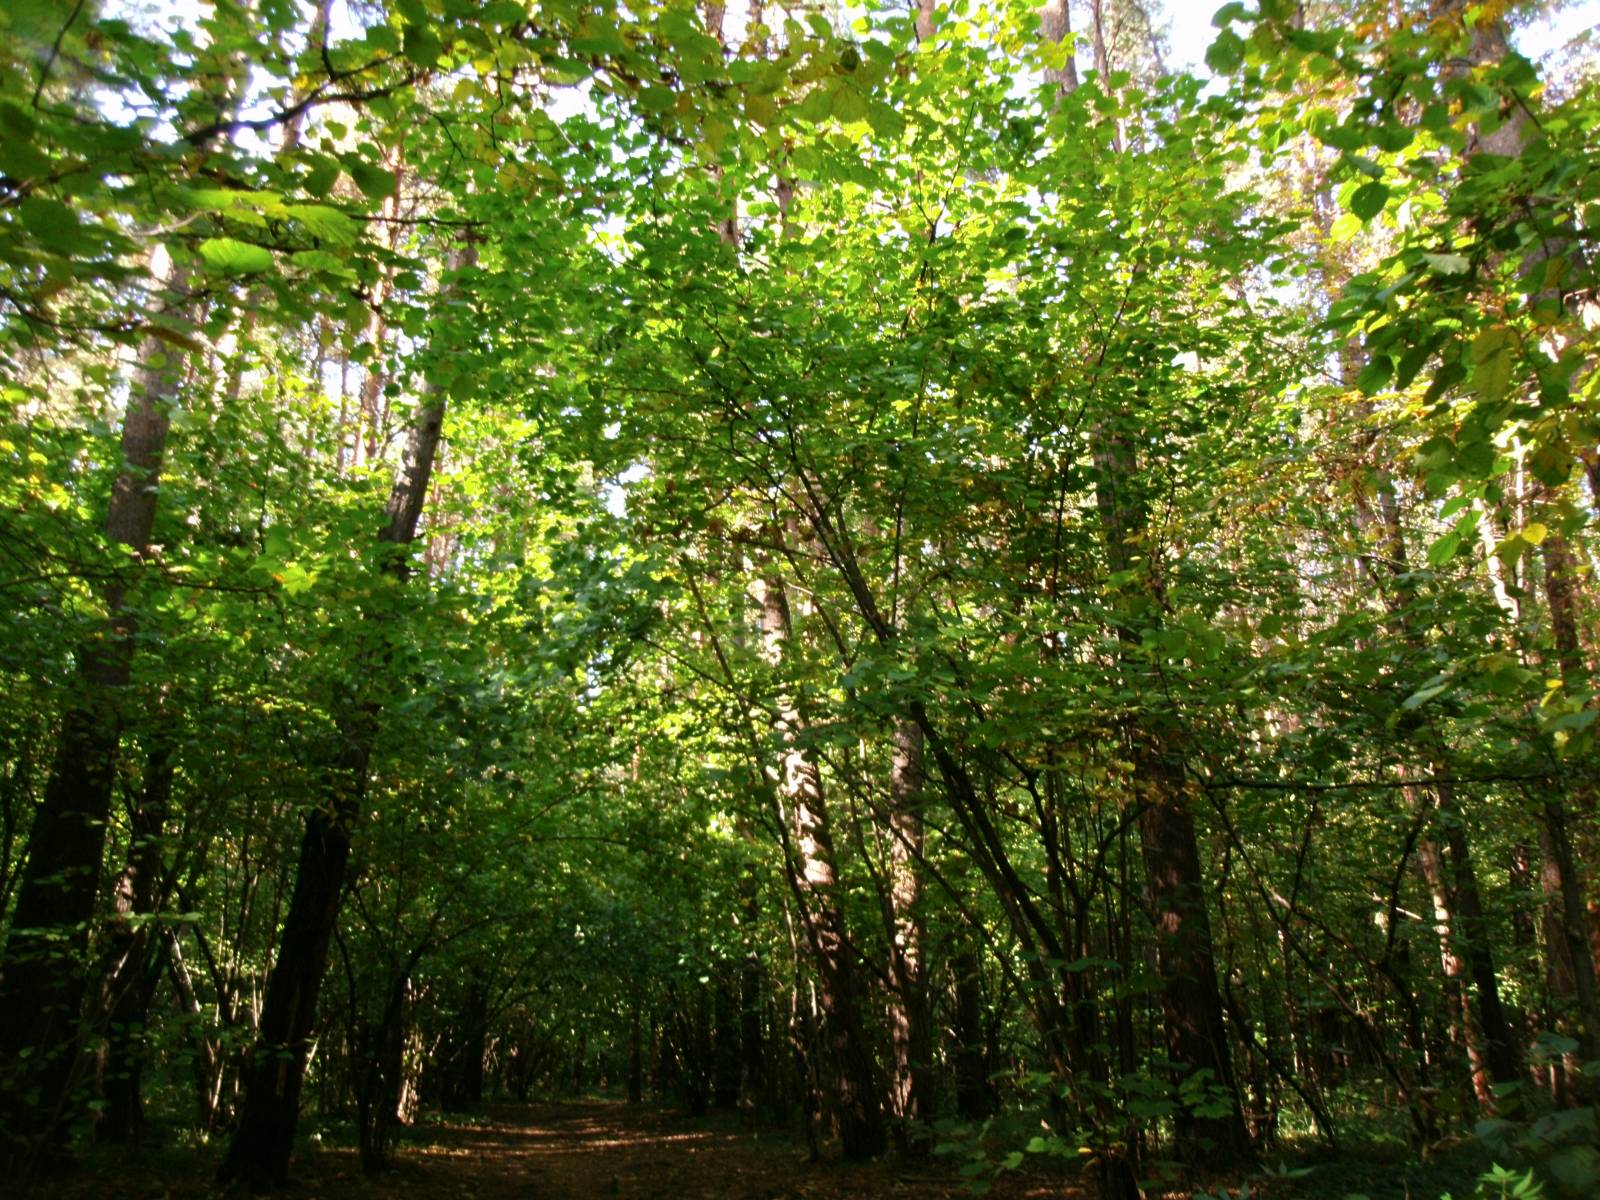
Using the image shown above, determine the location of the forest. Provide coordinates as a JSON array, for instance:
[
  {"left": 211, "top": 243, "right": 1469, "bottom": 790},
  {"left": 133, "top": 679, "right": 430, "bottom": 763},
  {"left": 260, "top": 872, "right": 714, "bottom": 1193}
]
[{"left": 1, "top": 0, "right": 1598, "bottom": 1197}]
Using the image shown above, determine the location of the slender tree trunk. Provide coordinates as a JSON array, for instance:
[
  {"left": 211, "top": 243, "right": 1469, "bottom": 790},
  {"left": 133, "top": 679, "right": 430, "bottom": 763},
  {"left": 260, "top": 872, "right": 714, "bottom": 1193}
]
[
  {"left": 0, "top": 260, "right": 193, "bottom": 1164},
  {"left": 759, "top": 572, "right": 886, "bottom": 1159},
  {"left": 951, "top": 946, "right": 990, "bottom": 1120},
  {"left": 164, "top": 926, "right": 225, "bottom": 1129},
  {"left": 885, "top": 719, "right": 932, "bottom": 1153},
  {"left": 359, "top": 974, "right": 412, "bottom": 1173},
  {"left": 739, "top": 881, "right": 766, "bottom": 1113},
  {"left": 628, "top": 1001, "right": 644, "bottom": 1105},
  {"left": 218, "top": 246, "right": 475, "bottom": 1188},
  {"left": 1537, "top": 800, "right": 1600, "bottom": 1066},
  {"left": 1416, "top": 824, "right": 1490, "bottom": 1104},
  {"left": 1358, "top": 475, "right": 1524, "bottom": 1100},
  {"left": 94, "top": 737, "right": 176, "bottom": 1143},
  {"left": 713, "top": 969, "right": 741, "bottom": 1109},
  {"left": 450, "top": 983, "right": 489, "bottom": 1108}
]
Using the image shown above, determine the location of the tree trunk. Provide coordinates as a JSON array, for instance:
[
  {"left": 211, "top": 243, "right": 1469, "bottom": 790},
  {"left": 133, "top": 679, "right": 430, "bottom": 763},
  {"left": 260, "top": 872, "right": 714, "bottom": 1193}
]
[
  {"left": 628, "top": 1001, "right": 644, "bottom": 1105},
  {"left": 886, "top": 719, "right": 932, "bottom": 1153},
  {"left": 1135, "top": 750, "right": 1253, "bottom": 1162},
  {"left": 449, "top": 983, "right": 489, "bottom": 1109},
  {"left": 217, "top": 246, "right": 474, "bottom": 1189},
  {"left": 759, "top": 573, "right": 886, "bottom": 1159},
  {"left": 94, "top": 737, "right": 176, "bottom": 1144},
  {"left": 0, "top": 261, "right": 193, "bottom": 1164},
  {"left": 713, "top": 969, "right": 741, "bottom": 1109},
  {"left": 952, "top": 946, "right": 991, "bottom": 1120},
  {"left": 1367, "top": 479, "right": 1523, "bottom": 1099},
  {"left": 1538, "top": 800, "right": 1600, "bottom": 1067},
  {"left": 739, "top": 881, "right": 766, "bottom": 1113}
]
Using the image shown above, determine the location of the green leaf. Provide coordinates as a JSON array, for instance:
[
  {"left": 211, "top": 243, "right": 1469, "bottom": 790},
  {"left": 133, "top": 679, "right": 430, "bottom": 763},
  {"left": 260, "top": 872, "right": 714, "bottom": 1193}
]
[
  {"left": 198, "top": 237, "right": 274, "bottom": 274},
  {"left": 1349, "top": 181, "right": 1389, "bottom": 221},
  {"left": 1423, "top": 252, "right": 1469, "bottom": 275},
  {"left": 286, "top": 204, "right": 357, "bottom": 245},
  {"left": 1402, "top": 682, "right": 1449, "bottom": 711},
  {"left": 1205, "top": 29, "right": 1245, "bottom": 74},
  {"left": 403, "top": 21, "right": 443, "bottom": 68},
  {"left": 1456, "top": 439, "right": 1496, "bottom": 478},
  {"left": 1356, "top": 358, "right": 1391, "bottom": 395},
  {"left": 349, "top": 159, "right": 398, "bottom": 200},
  {"left": 301, "top": 157, "right": 341, "bottom": 197},
  {"left": 832, "top": 84, "right": 869, "bottom": 124},
  {"left": 1471, "top": 326, "right": 1515, "bottom": 404},
  {"left": 291, "top": 249, "right": 355, "bottom": 277},
  {"left": 0, "top": 102, "right": 49, "bottom": 178},
  {"left": 1426, "top": 531, "right": 1463, "bottom": 568},
  {"left": 18, "top": 196, "right": 82, "bottom": 253}
]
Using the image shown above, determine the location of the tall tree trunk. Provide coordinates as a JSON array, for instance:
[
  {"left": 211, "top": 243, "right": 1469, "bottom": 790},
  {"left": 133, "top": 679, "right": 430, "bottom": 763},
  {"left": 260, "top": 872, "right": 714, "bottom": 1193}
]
[
  {"left": 628, "top": 1000, "right": 644, "bottom": 1105},
  {"left": 759, "top": 572, "right": 886, "bottom": 1159},
  {"left": 1133, "top": 748, "right": 1253, "bottom": 1162},
  {"left": 739, "top": 879, "right": 766, "bottom": 1113},
  {"left": 1537, "top": 799, "right": 1600, "bottom": 1066},
  {"left": 713, "top": 969, "right": 742, "bottom": 1109},
  {"left": 164, "top": 926, "right": 226, "bottom": 1129},
  {"left": 1029, "top": 1, "right": 1247, "bottom": 1166},
  {"left": 94, "top": 736, "right": 176, "bottom": 1144},
  {"left": 450, "top": 982, "right": 489, "bottom": 1109},
  {"left": 1038, "top": 0, "right": 1078, "bottom": 91},
  {"left": 217, "top": 245, "right": 474, "bottom": 1189},
  {"left": 0, "top": 259, "right": 193, "bottom": 1164},
  {"left": 951, "top": 945, "right": 990, "bottom": 1121},
  {"left": 1093, "top": 414, "right": 1250, "bottom": 1164},
  {"left": 1347, "top": 430, "right": 1523, "bottom": 1105},
  {"left": 1415, "top": 824, "right": 1491, "bottom": 1104},
  {"left": 1458, "top": 1, "right": 1600, "bottom": 1051},
  {"left": 885, "top": 719, "right": 932, "bottom": 1153}
]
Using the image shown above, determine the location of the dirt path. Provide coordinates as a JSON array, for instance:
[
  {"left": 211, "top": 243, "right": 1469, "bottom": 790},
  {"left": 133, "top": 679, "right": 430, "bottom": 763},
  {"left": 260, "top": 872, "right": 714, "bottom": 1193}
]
[
  {"left": 26, "top": 1101, "right": 1072, "bottom": 1199},
  {"left": 319, "top": 1101, "right": 1044, "bottom": 1200}
]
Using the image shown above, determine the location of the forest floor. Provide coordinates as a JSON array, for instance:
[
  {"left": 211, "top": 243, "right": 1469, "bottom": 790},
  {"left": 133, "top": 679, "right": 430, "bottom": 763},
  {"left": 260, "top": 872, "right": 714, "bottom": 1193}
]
[
  {"left": 23, "top": 1100, "right": 1093, "bottom": 1199},
  {"left": 21, "top": 1099, "right": 1503, "bottom": 1199}
]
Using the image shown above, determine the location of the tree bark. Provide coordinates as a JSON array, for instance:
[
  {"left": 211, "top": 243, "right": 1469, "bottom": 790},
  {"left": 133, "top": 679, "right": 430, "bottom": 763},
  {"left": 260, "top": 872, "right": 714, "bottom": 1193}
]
[
  {"left": 217, "top": 245, "right": 474, "bottom": 1189},
  {"left": 94, "top": 737, "right": 176, "bottom": 1144},
  {"left": 951, "top": 945, "right": 990, "bottom": 1120},
  {"left": 0, "top": 259, "right": 193, "bottom": 1165},
  {"left": 885, "top": 719, "right": 932, "bottom": 1153},
  {"left": 759, "top": 572, "right": 886, "bottom": 1159}
]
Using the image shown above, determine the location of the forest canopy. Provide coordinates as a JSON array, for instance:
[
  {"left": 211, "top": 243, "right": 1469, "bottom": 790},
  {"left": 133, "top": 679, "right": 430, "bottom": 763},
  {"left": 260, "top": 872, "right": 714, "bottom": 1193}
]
[{"left": 1, "top": 0, "right": 1598, "bottom": 1197}]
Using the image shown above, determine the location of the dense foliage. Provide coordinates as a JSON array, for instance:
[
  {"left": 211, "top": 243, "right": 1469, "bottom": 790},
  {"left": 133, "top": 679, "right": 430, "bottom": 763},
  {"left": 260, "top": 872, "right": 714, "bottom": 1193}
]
[{"left": 1, "top": 0, "right": 1597, "bottom": 1196}]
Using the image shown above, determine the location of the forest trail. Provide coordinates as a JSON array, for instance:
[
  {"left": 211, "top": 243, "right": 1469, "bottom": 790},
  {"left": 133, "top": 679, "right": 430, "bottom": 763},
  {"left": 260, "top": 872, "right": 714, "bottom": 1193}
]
[
  {"left": 28, "top": 1101, "right": 1075, "bottom": 1199},
  {"left": 311, "top": 1102, "right": 1065, "bottom": 1200}
]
